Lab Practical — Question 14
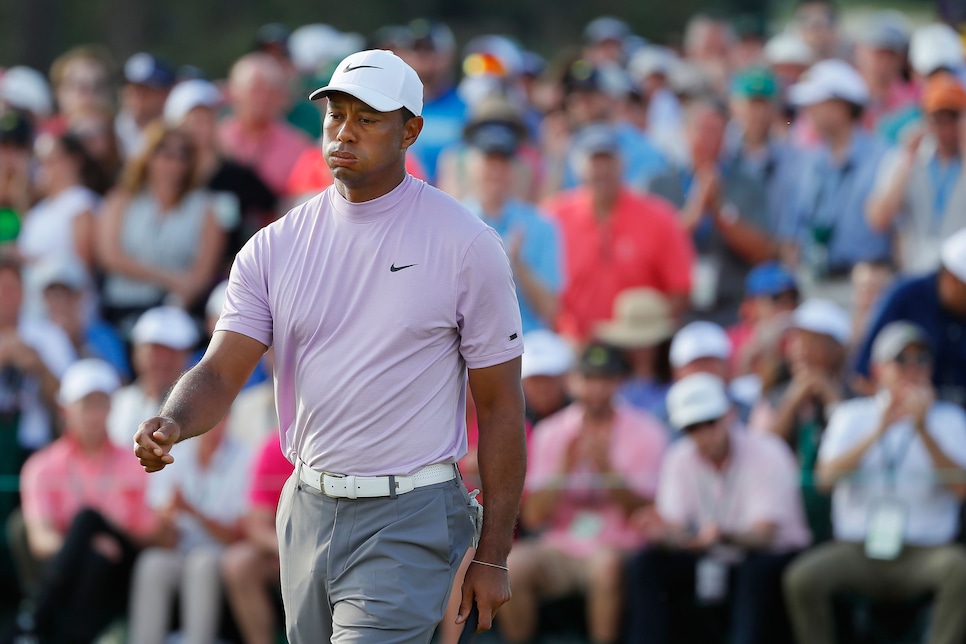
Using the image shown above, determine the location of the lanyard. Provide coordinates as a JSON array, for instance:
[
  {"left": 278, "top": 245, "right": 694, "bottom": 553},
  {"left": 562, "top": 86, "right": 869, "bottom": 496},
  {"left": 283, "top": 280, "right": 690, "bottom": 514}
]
[
  {"left": 876, "top": 425, "right": 917, "bottom": 490},
  {"left": 695, "top": 458, "right": 740, "bottom": 527}
]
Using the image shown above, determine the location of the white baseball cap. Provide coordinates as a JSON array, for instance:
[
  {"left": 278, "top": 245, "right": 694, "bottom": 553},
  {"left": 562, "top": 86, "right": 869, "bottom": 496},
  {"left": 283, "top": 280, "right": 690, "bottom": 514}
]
[
  {"left": 764, "top": 32, "right": 814, "bottom": 67},
  {"left": 309, "top": 49, "right": 424, "bottom": 116},
  {"left": 789, "top": 59, "right": 869, "bottom": 107},
  {"left": 164, "top": 79, "right": 222, "bottom": 127},
  {"left": 131, "top": 306, "right": 199, "bottom": 350},
  {"left": 941, "top": 227, "right": 966, "bottom": 283},
  {"left": 59, "top": 359, "right": 121, "bottom": 405},
  {"left": 521, "top": 330, "right": 574, "bottom": 379},
  {"left": 669, "top": 321, "right": 732, "bottom": 369},
  {"left": 790, "top": 299, "right": 851, "bottom": 345},
  {"left": 0, "top": 66, "right": 52, "bottom": 117},
  {"left": 910, "top": 24, "right": 965, "bottom": 77},
  {"left": 667, "top": 372, "right": 731, "bottom": 431}
]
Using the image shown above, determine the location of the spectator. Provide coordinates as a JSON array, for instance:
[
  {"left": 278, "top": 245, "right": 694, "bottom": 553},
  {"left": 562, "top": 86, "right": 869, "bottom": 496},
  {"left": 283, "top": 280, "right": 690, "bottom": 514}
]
[
  {"left": 402, "top": 19, "right": 467, "bottom": 183},
  {"left": 0, "top": 256, "right": 76, "bottom": 462},
  {"left": 461, "top": 121, "right": 562, "bottom": 334},
  {"left": 625, "top": 372, "right": 810, "bottom": 644},
  {"left": 682, "top": 14, "right": 735, "bottom": 95},
  {"left": 595, "top": 288, "right": 676, "bottom": 424},
  {"left": 69, "top": 107, "right": 123, "bottom": 189},
  {"left": 500, "top": 343, "right": 666, "bottom": 644},
  {"left": 784, "top": 321, "right": 966, "bottom": 644},
  {"left": 646, "top": 97, "right": 777, "bottom": 325},
  {"left": 46, "top": 45, "right": 115, "bottom": 135},
  {"left": 221, "top": 431, "right": 293, "bottom": 644},
  {"left": 583, "top": 17, "right": 631, "bottom": 67},
  {"left": 784, "top": 59, "right": 891, "bottom": 306},
  {"left": 627, "top": 46, "right": 683, "bottom": 143},
  {"left": 762, "top": 33, "right": 814, "bottom": 129},
  {"left": 17, "top": 132, "right": 105, "bottom": 313},
  {"left": 217, "top": 52, "right": 311, "bottom": 197},
  {"left": 791, "top": 0, "right": 843, "bottom": 61},
  {"left": 0, "top": 110, "right": 35, "bottom": 221},
  {"left": 115, "top": 53, "right": 176, "bottom": 159},
  {"left": 867, "top": 73, "right": 966, "bottom": 274},
  {"left": 97, "top": 122, "right": 225, "bottom": 330},
  {"left": 10, "top": 359, "right": 167, "bottom": 643},
  {"left": 128, "top": 415, "right": 251, "bottom": 644},
  {"left": 749, "top": 299, "right": 851, "bottom": 542},
  {"left": 107, "top": 306, "right": 198, "bottom": 447},
  {"left": 252, "top": 22, "right": 323, "bottom": 141},
  {"left": 728, "top": 261, "right": 800, "bottom": 377},
  {"left": 726, "top": 68, "right": 804, "bottom": 239},
  {"left": 520, "top": 329, "right": 573, "bottom": 426},
  {"left": 36, "top": 258, "right": 130, "bottom": 380},
  {"left": 0, "top": 67, "right": 53, "bottom": 130},
  {"left": 853, "top": 12, "right": 916, "bottom": 131},
  {"left": 542, "top": 124, "right": 694, "bottom": 341},
  {"left": 853, "top": 229, "right": 966, "bottom": 409},
  {"left": 164, "top": 79, "right": 278, "bottom": 270}
]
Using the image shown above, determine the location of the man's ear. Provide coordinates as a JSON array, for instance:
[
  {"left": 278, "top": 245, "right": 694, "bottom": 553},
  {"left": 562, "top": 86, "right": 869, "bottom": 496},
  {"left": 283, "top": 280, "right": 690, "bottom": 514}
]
[{"left": 401, "top": 115, "right": 424, "bottom": 151}]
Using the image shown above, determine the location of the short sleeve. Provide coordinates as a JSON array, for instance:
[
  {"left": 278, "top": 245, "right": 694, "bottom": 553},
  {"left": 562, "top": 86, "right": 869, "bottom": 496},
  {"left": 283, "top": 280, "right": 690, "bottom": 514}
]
[
  {"left": 19, "top": 453, "right": 52, "bottom": 526},
  {"left": 456, "top": 229, "right": 524, "bottom": 369},
  {"left": 215, "top": 232, "right": 274, "bottom": 347},
  {"left": 655, "top": 445, "right": 691, "bottom": 526},
  {"left": 818, "top": 402, "right": 868, "bottom": 463}
]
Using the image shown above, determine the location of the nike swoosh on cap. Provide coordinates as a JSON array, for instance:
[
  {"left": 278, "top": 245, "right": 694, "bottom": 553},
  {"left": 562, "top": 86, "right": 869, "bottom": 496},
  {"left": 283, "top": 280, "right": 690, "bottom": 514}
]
[{"left": 344, "top": 63, "right": 383, "bottom": 73}]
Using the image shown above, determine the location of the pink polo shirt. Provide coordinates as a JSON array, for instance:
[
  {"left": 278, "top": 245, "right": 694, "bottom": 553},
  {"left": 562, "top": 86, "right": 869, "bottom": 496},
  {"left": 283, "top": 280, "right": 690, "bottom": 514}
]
[
  {"left": 248, "top": 432, "right": 294, "bottom": 510},
  {"left": 20, "top": 435, "right": 155, "bottom": 538},
  {"left": 217, "top": 174, "right": 523, "bottom": 476},
  {"left": 657, "top": 429, "right": 811, "bottom": 552},
  {"left": 525, "top": 402, "right": 667, "bottom": 558},
  {"left": 218, "top": 118, "right": 311, "bottom": 196}
]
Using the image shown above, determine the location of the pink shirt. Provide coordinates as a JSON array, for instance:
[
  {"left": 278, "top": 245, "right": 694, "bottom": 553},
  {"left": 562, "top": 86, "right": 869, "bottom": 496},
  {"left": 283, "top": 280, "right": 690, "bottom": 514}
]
[
  {"left": 20, "top": 436, "right": 155, "bottom": 537},
  {"left": 248, "top": 432, "right": 294, "bottom": 510},
  {"left": 525, "top": 403, "right": 667, "bottom": 558},
  {"left": 217, "top": 174, "right": 523, "bottom": 475},
  {"left": 218, "top": 118, "right": 311, "bottom": 196},
  {"left": 657, "top": 429, "right": 811, "bottom": 552}
]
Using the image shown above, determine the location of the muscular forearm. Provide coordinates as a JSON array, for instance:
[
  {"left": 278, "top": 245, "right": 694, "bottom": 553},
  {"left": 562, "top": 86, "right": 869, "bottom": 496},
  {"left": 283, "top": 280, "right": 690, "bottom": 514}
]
[
  {"left": 160, "top": 362, "right": 251, "bottom": 442},
  {"left": 473, "top": 391, "right": 526, "bottom": 566}
]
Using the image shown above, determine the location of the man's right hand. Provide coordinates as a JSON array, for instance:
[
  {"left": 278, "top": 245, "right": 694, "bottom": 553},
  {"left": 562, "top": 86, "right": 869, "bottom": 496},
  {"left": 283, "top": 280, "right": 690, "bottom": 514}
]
[{"left": 134, "top": 417, "right": 181, "bottom": 472}]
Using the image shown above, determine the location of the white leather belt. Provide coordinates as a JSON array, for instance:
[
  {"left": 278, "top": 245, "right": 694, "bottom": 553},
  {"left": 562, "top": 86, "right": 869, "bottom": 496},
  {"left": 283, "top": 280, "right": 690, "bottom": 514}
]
[{"left": 298, "top": 462, "right": 458, "bottom": 499}]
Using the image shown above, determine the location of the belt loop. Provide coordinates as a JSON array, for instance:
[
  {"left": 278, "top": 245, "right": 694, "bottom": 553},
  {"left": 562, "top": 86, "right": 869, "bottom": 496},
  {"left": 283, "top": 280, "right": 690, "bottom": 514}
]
[
  {"left": 295, "top": 459, "right": 303, "bottom": 491},
  {"left": 345, "top": 475, "right": 358, "bottom": 500},
  {"left": 389, "top": 475, "right": 397, "bottom": 500}
]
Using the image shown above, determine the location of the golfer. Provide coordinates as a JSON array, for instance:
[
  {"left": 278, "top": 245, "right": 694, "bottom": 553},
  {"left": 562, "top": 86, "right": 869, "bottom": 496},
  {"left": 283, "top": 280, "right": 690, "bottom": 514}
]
[{"left": 134, "top": 49, "right": 526, "bottom": 643}]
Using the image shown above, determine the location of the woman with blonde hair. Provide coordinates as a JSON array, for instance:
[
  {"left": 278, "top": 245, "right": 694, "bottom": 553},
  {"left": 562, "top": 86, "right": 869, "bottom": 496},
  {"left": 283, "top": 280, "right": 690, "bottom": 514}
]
[{"left": 97, "top": 121, "right": 225, "bottom": 335}]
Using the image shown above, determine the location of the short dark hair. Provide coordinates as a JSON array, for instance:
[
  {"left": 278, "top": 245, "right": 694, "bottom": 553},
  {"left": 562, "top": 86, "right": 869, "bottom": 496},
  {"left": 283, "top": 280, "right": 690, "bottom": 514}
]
[{"left": 400, "top": 107, "right": 416, "bottom": 123}]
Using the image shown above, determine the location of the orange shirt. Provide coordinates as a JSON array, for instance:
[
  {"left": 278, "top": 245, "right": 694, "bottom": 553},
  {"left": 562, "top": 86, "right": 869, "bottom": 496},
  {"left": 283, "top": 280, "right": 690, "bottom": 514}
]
[{"left": 542, "top": 187, "right": 694, "bottom": 341}]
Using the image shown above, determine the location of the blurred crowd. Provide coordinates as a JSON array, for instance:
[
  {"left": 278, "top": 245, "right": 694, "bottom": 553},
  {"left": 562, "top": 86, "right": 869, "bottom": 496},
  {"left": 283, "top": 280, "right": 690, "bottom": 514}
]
[{"left": 1, "top": 2, "right": 966, "bottom": 643}]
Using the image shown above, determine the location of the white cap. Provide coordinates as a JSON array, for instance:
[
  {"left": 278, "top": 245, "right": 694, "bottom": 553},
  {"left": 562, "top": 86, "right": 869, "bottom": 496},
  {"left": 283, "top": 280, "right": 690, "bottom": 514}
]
[
  {"left": 667, "top": 372, "right": 731, "bottom": 431},
  {"left": 131, "top": 306, "right": 199, "bottom": 350},
  {"left": 628, "top": 46, "right": 677, "bottom": 83},
  {"left": 0, "top": 66, "right": 53, "bottom": 117},
  {"left": 309, "top": 49, "right": 424, "bottom": 116},
  {"left": 290, "top": 24, "right": 343, "bottom": 74},
  {"left": 764, "top": 32, "right": 814, "bottom": 66},
  {"left": 59, "top": 359, "right": 120, "bottom": 405},
  {"left": 164, "top": 79, "right": 222, "bottom": 127},
  {"left": 35, "top": 257, "right": 88, "bottom": 292},
  {"left": 669, "top": 321, "right": 732, "bottom": 368},
  {"left": 941, "top": 227, "right": 966, "bottom": 283},
  {"left": 910, "top": 24, "right": 965, "bottom": 77},
  {"left": 789, "top": 59, "right": 869, "bottom": 107},
  {"left": 790, "top": 299, "right": 851, "bottom": 345},
  {"left": 521, "top": 330, "right": 574, "bottom": 379}
]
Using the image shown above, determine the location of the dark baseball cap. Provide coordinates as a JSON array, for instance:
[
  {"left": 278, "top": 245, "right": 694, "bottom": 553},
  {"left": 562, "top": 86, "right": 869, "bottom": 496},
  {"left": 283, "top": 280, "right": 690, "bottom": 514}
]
[
  {"left": 577, "top": 342, "right": 630, "bottom": 377},
  {"left": 124, "top": 53, "right": 176, "bottom": 89},
  {"left": 0, "top": 110, "right": 32, "bottom": 148},
  {"left": 467, "top": 122, "right": 520, "bottom": 157}
]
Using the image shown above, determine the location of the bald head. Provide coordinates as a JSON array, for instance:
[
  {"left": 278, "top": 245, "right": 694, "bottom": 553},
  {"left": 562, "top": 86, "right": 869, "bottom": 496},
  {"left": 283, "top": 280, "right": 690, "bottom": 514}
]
[{"left": 228, "top": 52, "right": 289, "bottom": 126}]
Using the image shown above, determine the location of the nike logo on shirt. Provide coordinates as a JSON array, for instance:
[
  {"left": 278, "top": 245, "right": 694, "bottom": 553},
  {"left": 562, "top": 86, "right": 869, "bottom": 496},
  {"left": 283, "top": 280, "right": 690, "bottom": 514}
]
[{"left": 390, "top": 263, "right": 417, "bottom": 272}]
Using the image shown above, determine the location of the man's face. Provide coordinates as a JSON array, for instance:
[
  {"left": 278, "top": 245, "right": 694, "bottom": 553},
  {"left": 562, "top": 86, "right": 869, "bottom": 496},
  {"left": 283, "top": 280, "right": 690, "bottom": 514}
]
[
  {"left": 786, "top": 328, "right": 842, "bottom": 374},
  {"left": 472, "top": 152, "right": 514, "bottom": 203},
  {"left": 806, "top": 99, "right": 853, "bottom": 138},
  {"left": 876, "top": 344, "right": 934, "bottom": 393},
  {"left": 42, "top": 284, "right": 82, "bottom": 329},
  {"left": 567, "top": 372, "right": 622, "bottom": 415},
  {"left": 133, "top": 343, "right": 187, "bottom": 394},
  {"left": 180, "top": 106, "right": 218, "bottom": 151},
  {"left": 122, "top": 83, "right": 169, "bottom": 125},
  {"left": 233, "top": 70, "right": 284, "bottom": 126},
  {"left": 522, "top": 374, "right": 568, "bottom": 419},
  {"left": 686, "top": 415, "right": 730, "bottom": 462},
  {"left": 580, "top": 152, "right": 622, "bottom": 196},
  {"left": 57, "top": 58, "right": 111, "bottom": 117},
  {"left": 731, "top": 97, "right": 775, "bottom": 140},
  {"left": 65, "top": 392, "right": 111, "bottom": 450},
  {"left": 565, "top": 89, "right": 610, "bottom": 125},
  {"left": 323, "top": 93, "right": 421, "bottom": 188},
  {"left": 928, "top": 109, "right": 963, "bottom": 156}
]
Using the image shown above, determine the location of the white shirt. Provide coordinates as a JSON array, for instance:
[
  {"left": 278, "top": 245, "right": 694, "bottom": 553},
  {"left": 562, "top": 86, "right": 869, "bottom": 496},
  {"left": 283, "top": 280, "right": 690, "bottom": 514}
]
[
  {"left": 819, "top": 395, "right": 966, "bottom": 546},
  {"left": 147, "top": 436, "right": 252, "bottom": 552},
  {"left": 108, "top": 383, "right": 160, "bottom": 448}
]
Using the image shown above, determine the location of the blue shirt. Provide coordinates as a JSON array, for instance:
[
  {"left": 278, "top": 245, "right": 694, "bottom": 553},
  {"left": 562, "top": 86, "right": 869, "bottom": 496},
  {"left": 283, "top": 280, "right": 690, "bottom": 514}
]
[
  {"left": 853, "top": 273, "right": 966, "bottom": 408},
  {"left": 86, "top": 319, "right": 131, "bottom": 381},
  {"left": 409, "top": 87, "right": 467, "bottom": 184},
  {"left": 725, "top": 135, "right": 804, "bottom": 237},
  {"left": 564, "top": 122, "right": 668, "bottom": 190},
  {"left": 785, "top": 130, "right": 892, "bottom": 271},
  {"left": 465, "top": 198, "right": 563, "bottom": 334}
]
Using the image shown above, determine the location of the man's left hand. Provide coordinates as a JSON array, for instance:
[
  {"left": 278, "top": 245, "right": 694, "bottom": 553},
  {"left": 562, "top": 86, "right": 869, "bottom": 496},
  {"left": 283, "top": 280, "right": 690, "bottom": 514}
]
[{"left": 456, "top": 559, "right": 511, "bottom": 633}]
